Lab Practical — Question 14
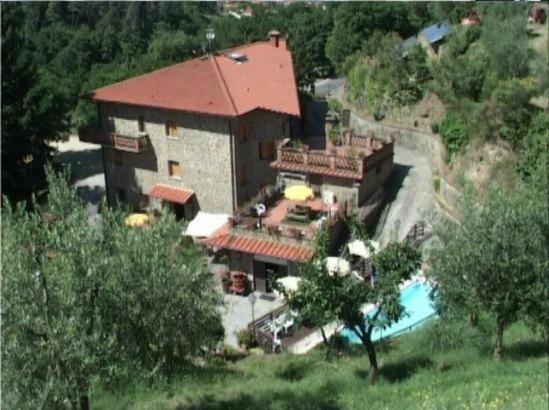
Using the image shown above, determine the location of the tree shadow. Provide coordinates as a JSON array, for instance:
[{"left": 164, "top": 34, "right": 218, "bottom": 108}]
[
  {"left": 356, "top": 355, "right": 433, "bottom": 383},
  {"left": 76, "top": 185, "right": 105, "bottom": 204},
  {"left": 504, "top": 339, "right": 548, "bottom": 360},
  {"left": 55, "top": 148, "right": 104, "bottom": 181},
  {"left": 176, "top": 387, "right": 340, "bottom": 410},
  {"left": 276, "top": 361, "right": 313, "bottom": 382},
  {"left": 368, "top": 163, "right": 412, "bottom": 237}
]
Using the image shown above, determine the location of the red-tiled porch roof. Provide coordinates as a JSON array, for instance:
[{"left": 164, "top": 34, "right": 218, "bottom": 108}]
[
  {"left": 270, "top": 161, "right": 363, "bottom": 180},
  {"left": 146, "top": 184, "right": 194, "bottom": 204},
  {"left": 204, "top": 233, "right": 314, "bottom": 262}
]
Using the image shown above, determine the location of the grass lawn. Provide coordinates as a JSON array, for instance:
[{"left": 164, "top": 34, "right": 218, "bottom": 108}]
[{"left": 91, "top": 322, "right": 547, "bottom": 409}]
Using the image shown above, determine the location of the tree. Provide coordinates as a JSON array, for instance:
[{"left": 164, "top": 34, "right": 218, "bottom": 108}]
[
  {"left": 326, "top": 3, "right": 418, "bottom": 73},
  {"left": 280, "top": 218, "right": 422, "bottom": 384},
  {"left": 1, "top": 3, "right": 71, "bottom": 205},
  {"left": 480, "top": 14, "right": 530, "bottom": 80},
  {"left": 428, "top": 180, "right": 548, "bottom": 360},
  {"left": 345, "top": 32, "right": 430, "bottom": 111},
  {"left": 439, "top": 110, "right": 468, "bottom": 159},
  {"left": 1, "top": 167, "right": 224, "bottom": 409},
  {"left": 473, "top": 79, "right": 534, "bottom": 147},
  {"left": 287, "top": 8, "right": 333, "bottom": 90}
]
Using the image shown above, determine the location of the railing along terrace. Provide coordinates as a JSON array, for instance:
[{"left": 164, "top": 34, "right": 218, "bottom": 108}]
[
  {"left": 231, "top": 217, "right": 316, "bottom": 246},
  {"left": 276, "top": 146, "right": 364, "bottom": 175}
]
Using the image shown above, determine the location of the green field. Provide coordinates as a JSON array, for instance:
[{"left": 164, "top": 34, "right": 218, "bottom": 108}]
[{"left": 91, "top": 322, "right": 548, "bottom": 410}]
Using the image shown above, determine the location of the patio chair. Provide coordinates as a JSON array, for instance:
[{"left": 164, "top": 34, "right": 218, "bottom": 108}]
[{"left": 279, "top": 313, "right": 295, "bottom": 335}]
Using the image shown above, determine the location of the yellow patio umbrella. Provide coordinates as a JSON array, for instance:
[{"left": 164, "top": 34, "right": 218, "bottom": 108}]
[
  {"left": 125, "top": 213, "right": 150, "bottom": 227},
  {"left": 284, "top": 185, "right": 314, "bottom": 201}
]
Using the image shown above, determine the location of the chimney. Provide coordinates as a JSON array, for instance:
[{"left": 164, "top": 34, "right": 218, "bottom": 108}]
[{"left": 268, "top": 30, "right": 281, "bottom": 48}]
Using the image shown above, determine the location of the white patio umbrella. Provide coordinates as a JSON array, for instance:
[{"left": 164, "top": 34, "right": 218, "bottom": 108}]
[
  {"left": 325, "top": 257, "right": 351, "bottom": 277},
  {"left": 348, "top": 239, "right": 370, "bottom": 259},
  {"left": 276, "top": 276, "right": 302, "bottom": 293}
]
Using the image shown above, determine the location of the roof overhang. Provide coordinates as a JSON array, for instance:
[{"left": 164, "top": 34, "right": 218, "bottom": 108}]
[
  {"left": 204, "top": 233, "right": 314, "bottom": 262},
  {"left": 146, "top": 184, "right": 194, "bottom": 205}
]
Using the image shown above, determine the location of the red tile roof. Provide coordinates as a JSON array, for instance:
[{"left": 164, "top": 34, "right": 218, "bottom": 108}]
[
  {"left": 204, "top": 233, "right": 314, "bottom": 262},
  {"left": 146, "top": 184, "right": 194, "bottom": 204},
  {"left": 89, "top": 40, "right": 300, "bottom": 117},
  {"left": 270, "top": 161, "right": 363, "bottom": 180}
]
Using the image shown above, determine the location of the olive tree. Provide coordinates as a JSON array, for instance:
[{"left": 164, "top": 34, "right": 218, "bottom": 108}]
[
  {"left": 1, "top": 167, "right": 223, "bottom": 410},
  {"left": 282, "top": 217, "right": 421, "bottom": 384},
  {"left": 429, "top": 177, "right": 548, "bottom": 360}
]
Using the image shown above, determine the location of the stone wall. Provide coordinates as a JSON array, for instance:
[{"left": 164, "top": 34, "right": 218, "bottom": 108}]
[
  {"left": 99, "top": 102, "right": 234, "bottom": 214},
  {"left": 233, "top": 110, "right": 290, "bottom": 205},
  {"left": 349, "top": 112, "right": 445, "bottom": 168}
]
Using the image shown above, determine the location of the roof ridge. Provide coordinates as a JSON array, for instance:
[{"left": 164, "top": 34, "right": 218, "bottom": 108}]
[{"left": 210, "top": 55, "right": 238, "bottom": 116}]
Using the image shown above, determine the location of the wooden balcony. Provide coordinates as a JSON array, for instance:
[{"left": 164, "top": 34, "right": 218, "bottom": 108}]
[{"left": 78, "top": 124, "right": 149, "bottom": 153}]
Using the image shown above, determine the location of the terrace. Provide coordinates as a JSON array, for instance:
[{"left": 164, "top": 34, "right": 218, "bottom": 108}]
[
  {"left": 230, "top": 186, "right": 343, "bottom": 247},
  {"left": 270, "top": 131, "right": 394, "bottom": 180}
]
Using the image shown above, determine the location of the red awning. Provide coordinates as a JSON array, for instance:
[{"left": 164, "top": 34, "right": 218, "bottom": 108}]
[
  {"left": 204, "top": 233, "right": 314, "bottom": 262},
  {"left": 146, "top": 184, "right": 194, "bottom": 205}
]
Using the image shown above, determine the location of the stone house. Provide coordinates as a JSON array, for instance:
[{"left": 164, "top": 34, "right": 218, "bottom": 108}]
[{"left": 79, "top": 32, "right": 300, "bottom": 220}]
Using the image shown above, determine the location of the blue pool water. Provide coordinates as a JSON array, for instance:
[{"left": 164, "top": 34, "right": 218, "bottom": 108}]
[{"left": 340, "top": 281, "right": 437, "bottom": 343}]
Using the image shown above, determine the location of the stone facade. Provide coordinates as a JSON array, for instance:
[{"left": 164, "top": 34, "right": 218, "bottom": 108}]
[
  {"left": 98, "top": 102, "right": 291, "bottom": 216},
  {"left": 233, "top": 110, "right": 291, "bottom": 205}
]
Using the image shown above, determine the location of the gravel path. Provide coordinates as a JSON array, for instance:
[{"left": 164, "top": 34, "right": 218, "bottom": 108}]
[{"left": 374, "top": 145, "right": 434, "bottom": 245}]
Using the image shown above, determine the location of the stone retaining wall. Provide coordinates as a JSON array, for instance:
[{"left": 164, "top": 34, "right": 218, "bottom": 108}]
[
  {"left": 349, "top": 112, "right": 445, "bottom": 168},
  {"left": 349, "top": 110, "right": 463, "bottom": 215}
]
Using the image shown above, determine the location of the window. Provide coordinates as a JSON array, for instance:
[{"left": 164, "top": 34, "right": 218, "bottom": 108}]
[
  {"left": 113, "top": 150, "right": 123, "bottom": 166},
  {"left": 168, "top": 160, "right": 181, "bottom": 178},
  {"left": 138, "top": 115, "right": 145, "bottom": 132},
  {"left": 165, "top": 120, "right": 178, "bottom": 138},
  {"left": 235, "top": 121, "right": 247, "bottom": 144},
  {"left": 258, "top": 142, "right": 275, "bottom": 160},
  {"left": 115, "top": 188, "right": 126, "bottom": 203},
  {"left": 238, "top": 165, "right": 248, "bottom": 187}
]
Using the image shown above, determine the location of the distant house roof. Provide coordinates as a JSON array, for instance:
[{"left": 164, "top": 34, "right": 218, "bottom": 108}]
[
  {"left": 204, "top": 233, "right": 314, "bottom": 262},
  {"left": 420, "top": 22, "right": 452, "bottom": 45},
  {"left": 89, "top": 39, "right": 300, "bottom": 118}
]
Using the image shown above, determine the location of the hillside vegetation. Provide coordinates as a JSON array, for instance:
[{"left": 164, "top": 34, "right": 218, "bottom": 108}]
[
  {"left": 92, "top": 322, "right": 548, "bottom": 410},
  {"left": 343, "top": 4, "right": 548, "bottom": 190}
]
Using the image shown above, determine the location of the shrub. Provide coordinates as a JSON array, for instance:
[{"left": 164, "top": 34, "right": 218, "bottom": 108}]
[
  {"left": 373, "top": 103, "right": 384, "bottom": 121},
  {"left": 430, "top": 121, "right": 439, "bottom": 134},
  {"left": 328, "top": 98, "right": 342, "bottom": 114},
  {"left": 236, "top": 328, "right": 255, "bottom": 349},
  {"left": 432, "top": 176, "right": 441, "bottom": 192},
  {"left": 439, "top": 111, "right": 468, "bottom": 159}
]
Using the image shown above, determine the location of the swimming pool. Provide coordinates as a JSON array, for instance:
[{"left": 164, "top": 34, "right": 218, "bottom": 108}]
[{"left": 339, "top": 280, "right": 437, "bottom": 344}]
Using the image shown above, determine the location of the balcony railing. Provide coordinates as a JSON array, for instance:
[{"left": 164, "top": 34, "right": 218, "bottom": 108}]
[{"left": 78, "top": 124, "right": 149, "bottom": 153}]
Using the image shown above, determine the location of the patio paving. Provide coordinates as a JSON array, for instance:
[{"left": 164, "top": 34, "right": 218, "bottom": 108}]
[{"left": 222, "top": 291, "right": 285, "bottom": 347}]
